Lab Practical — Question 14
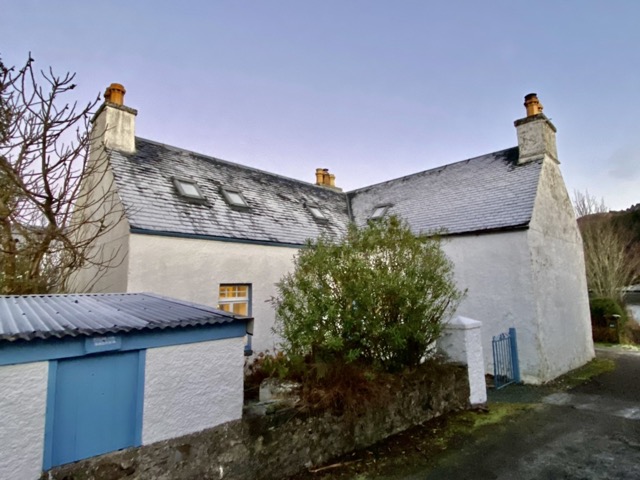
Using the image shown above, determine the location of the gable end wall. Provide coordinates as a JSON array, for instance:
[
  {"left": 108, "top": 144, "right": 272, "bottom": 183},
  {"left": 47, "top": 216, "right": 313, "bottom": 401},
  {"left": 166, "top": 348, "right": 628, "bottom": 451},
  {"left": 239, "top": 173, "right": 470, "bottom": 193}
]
[
  {"left": 441, "top": 230, "right": 543, "bottom": 380},
  {"left": 68, "top": 148, "right": 131, "bottom": 294},
  {"left": 526, "top": 160, "right": 594, "bottom": 381}
]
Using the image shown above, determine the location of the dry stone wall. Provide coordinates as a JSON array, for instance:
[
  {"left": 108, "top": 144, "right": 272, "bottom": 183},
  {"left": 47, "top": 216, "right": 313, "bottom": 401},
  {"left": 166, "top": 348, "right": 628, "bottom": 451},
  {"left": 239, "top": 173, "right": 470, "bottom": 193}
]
[{"left": 44, "top": 363, "right": 469, "bottom": 480}]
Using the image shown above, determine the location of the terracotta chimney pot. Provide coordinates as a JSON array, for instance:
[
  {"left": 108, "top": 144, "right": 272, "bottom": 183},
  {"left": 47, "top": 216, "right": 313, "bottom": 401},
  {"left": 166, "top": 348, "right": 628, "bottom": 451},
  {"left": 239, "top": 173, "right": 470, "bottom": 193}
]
[
  {"left": 322, "top": 169, "right": 330, "bottom": 185},
  {"left": 104, "top": 83, "right": 126, "bottom": 106},
  {"left": 524, "top": 93, "right": 543, "bottom": 117}
]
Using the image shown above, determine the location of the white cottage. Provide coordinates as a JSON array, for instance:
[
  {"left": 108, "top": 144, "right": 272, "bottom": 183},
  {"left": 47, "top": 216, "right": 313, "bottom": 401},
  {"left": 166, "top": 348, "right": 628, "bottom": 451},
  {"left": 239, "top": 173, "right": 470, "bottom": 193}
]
[
  {"left": 72, "top": 86, "right": 594, "bottom": 383},
  {"left": 0, "top": 293, "right": 248, "bottom": 479}
]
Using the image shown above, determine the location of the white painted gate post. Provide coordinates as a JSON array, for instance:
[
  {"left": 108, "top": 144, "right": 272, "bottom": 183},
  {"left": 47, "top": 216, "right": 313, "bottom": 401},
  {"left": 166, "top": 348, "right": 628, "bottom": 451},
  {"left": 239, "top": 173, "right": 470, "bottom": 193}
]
[{"left": 437, "top": 316, "right": 487, "bottom": 406}]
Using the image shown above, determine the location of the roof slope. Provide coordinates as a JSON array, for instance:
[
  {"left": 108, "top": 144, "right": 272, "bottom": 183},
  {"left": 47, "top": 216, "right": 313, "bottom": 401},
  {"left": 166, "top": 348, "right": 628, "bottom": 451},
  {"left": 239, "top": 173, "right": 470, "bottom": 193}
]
[
  {"left": 109, "top": 140, "right": 542, "bottom": 242},
  {"left": 110, "top": 138, "right": 351, "bottom": 246},
  {"left": 0, "top": 293, "right": 246, "bottom": 342},
  {"left": 349, "top": 148, "right": 542, "bottom": 235}
]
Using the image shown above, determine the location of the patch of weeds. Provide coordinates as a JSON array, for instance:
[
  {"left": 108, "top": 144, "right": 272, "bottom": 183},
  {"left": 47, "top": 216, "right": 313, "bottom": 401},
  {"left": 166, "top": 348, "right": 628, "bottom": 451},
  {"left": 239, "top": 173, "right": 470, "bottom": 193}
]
[
  {"left": 455, "top": 403, "right": 534, "bottom": 429},
  {"left": 550, "top": 357, "right": 615, "bottom": 390}
]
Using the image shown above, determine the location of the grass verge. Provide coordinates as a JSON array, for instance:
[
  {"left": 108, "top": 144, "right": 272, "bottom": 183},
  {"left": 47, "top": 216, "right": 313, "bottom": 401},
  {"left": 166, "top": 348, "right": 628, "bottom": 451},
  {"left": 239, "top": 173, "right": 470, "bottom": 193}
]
[{"left": 549, "top": 357, "right": 616, "bottom": 391}]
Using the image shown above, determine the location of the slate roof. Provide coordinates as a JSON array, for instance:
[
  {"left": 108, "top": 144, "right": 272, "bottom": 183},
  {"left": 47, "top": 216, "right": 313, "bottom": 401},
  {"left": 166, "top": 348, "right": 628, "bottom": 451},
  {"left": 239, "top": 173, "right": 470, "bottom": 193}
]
[
  {"left": 109, "top": 138, "right": 351, "bottom": 246},
  {"left": 0, "top": 293, "right": 247, "bottom": 342},
  {"left": 349, "top": 148, "right": 543, "bottom": 235},
  {"left": 109, "top": 140, "right": 543, "bottom": 243}
]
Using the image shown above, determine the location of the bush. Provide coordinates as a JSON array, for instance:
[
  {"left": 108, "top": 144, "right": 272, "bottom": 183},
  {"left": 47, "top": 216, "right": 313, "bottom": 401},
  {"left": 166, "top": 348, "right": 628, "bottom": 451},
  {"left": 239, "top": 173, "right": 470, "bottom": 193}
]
[
  {"left": 590, "top": 297, "right": 627, "bottom": 343},
  {"left": 271, "top": 216, "right": 464, "bottom": 373}
]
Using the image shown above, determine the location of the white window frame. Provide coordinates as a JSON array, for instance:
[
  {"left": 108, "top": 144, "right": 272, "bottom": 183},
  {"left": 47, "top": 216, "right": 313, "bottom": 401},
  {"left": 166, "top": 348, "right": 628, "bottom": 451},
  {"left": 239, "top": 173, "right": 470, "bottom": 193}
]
[
  {"left": 218, "top": 284, "right": 251, "bottom": 316},
  {"left": 218, "top": 283, "right": 253, "bottom": 354}
]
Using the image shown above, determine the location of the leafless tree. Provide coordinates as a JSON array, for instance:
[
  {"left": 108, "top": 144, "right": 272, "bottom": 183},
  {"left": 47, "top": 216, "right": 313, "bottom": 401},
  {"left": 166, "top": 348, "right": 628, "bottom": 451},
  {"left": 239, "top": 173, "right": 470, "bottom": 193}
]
[
  {"left": 0, "top": 55, "right": 124, "bottom": 294},
  {"left": 573, "top": 190, "right": 638, "bottom": 301},
  {"left": 573, "top": 189, "right": 608, "bottom": 218}
]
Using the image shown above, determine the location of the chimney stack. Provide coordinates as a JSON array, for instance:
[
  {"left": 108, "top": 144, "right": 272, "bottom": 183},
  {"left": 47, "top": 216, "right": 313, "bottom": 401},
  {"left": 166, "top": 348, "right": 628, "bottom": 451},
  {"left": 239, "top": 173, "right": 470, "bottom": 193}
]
[
  {"left": 91, "top": 82, "right": 137, "bottom": 154},
  {"left": 514, "top": 93, "right": 558, "bottom": 164},
  {"left": 314, "top": 168, "right": 341, "bottom": 191}
]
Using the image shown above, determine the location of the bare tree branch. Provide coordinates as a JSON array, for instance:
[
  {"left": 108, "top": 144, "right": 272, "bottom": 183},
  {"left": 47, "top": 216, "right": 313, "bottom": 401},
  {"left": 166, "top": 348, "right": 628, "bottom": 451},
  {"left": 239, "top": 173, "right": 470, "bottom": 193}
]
[
  {"left": 573, "top": 190, "right": 639, "bottom": 301},
  {"left": 573, "top": 189, "right": 608, "bottom": 218},
  {"left": 0, "top": 54, "right": 125, "bottom": 294}
]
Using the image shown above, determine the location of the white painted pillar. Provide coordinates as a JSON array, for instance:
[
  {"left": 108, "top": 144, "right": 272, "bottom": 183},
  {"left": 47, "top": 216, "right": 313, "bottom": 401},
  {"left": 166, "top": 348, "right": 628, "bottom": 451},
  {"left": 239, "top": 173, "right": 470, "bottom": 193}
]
[{"left": 437, "top": 316, "right": 487, "bottom": 406}]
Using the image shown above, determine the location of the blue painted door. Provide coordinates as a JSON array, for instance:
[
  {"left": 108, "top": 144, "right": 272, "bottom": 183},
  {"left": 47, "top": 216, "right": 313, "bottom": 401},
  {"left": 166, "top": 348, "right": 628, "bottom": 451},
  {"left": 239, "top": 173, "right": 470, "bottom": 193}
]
[{"left": 51, "top": 351, "right": 141, "bottom": 467}]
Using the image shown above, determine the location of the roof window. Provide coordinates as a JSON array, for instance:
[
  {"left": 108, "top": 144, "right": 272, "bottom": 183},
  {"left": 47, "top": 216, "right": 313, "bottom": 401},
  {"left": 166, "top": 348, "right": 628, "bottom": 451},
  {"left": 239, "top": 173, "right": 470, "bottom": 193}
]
[
  {"left": 221, "top": 187, "right": 250, "bottom": 209},
  {"left": 306, "top": 202, "right": 328, "bottom": 222},
  {"left": 369, "top": 205, "right": 390, "bottom": 220},
  {"left": 173, "top": 177, "right": 205, "bottom": 202}
]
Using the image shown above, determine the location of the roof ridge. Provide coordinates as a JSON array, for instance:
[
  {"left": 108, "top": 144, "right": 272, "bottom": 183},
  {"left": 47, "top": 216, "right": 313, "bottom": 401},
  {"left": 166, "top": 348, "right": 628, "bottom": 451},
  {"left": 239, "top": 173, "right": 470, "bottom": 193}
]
[
  {"left": 135, "top": 137, "right": 348, "bottom": 197},
  {"left": 347, "top": 146, "right": 519, "bottom": 195},
  {"left": 0, "top": 292, "right": 135, "bottom": 299}
]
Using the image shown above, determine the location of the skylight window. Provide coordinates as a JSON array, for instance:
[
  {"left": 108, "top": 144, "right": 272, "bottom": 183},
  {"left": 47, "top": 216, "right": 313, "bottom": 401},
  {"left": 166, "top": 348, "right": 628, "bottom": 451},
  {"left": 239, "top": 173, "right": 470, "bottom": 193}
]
[
  {"left": 221, "top": 187, "right": 249, "bottom": 208},
  {"left": 370, "top": 205, "right": 390, "bottom": 220},
  {"left": 306, "top": 203, "right": 328, "bottom": 222},
  {"left": 173, "top": 177, "right": 205, "bottom": 201}
]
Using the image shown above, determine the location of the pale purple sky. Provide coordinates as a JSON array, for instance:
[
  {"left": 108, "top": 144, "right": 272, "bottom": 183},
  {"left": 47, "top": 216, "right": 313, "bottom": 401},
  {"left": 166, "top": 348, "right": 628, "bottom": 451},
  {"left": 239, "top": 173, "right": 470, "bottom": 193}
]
[{"left": 3, "top": 1, "right": 639, "bottom": 210}]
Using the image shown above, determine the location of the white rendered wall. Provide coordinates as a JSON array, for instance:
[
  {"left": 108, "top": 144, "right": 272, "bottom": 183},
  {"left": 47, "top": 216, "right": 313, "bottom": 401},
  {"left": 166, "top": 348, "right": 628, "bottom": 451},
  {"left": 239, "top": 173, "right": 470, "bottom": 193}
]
[
  {"left": 527, "top": 160, "right": 594, "bottom": 381},
  {"left": 515, "top": 117, "right": 558, "bottom": 164},
  {"left": 69, "top": 205, "right": 130, "bottom": 294},
  {"left": 68, "top": 151, "right": 130, "bottom": 294},
  {"left": 0, "top": 362, "right": 48, "bottom": 480},
  {"left": 142, "top": 337, "right": 245, "bottom": 444},
  {"left": 91, "top": 104, "right": 137, "bottom": 154},
  {"left": 128, "top": 234, "right": 298, "bottom": 353},
  {"left": 437, "top": 316, "right": 487, "bottom": 405},
  {"left": 70, "top": 102, "right": 136, "bottom": 293},
  {"left": 442, "top": 230, "right": 545, "bottom": 381}
]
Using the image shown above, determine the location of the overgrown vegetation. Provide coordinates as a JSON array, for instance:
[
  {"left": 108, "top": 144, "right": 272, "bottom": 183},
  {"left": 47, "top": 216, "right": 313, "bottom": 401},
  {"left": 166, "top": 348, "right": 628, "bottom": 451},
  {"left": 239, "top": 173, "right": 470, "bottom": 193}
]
[{"left": 261, "top": 216, "right": 463, "bottom": 413}]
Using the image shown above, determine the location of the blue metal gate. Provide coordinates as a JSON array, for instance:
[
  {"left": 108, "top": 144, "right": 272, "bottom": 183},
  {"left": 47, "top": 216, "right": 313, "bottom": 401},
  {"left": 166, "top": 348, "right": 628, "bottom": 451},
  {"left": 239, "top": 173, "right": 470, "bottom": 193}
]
[{"left": 492, "top": 327, "right": 521, "bottom": 389}]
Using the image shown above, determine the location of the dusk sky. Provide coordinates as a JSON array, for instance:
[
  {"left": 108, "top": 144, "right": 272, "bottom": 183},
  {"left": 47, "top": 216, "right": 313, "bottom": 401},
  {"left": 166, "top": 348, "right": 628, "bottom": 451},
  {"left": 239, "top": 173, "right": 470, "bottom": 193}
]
[{"left": 3, "top": 1, "right": 639, "bottom": 210}]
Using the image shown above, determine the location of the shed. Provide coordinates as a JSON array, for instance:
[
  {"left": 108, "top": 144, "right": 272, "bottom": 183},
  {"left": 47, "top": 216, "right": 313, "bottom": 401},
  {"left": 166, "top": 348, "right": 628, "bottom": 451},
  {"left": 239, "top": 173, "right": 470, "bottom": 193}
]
[{"left": 0, "top": 293, "right": 249, "bottom": 479}]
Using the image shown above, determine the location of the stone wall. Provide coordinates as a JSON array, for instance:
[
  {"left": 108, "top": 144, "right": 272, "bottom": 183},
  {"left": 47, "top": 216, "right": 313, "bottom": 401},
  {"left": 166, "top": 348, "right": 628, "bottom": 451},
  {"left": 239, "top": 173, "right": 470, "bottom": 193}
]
[{"left": 44, "top": 363, "right": 469, "bottom": 480}]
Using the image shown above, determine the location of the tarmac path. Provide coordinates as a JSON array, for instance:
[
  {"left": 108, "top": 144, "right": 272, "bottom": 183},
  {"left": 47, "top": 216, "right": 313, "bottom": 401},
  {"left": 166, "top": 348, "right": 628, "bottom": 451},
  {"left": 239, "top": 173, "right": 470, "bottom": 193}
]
[{"left": 410, "top": 348, "right": 640, "bottom": 480}]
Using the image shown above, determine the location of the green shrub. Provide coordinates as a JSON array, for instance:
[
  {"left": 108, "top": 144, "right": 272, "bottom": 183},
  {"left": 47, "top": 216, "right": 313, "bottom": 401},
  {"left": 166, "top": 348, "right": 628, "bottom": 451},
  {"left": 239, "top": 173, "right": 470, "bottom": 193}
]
[{"left": 271, "top": 215, "right": 464, "bottom": 373}]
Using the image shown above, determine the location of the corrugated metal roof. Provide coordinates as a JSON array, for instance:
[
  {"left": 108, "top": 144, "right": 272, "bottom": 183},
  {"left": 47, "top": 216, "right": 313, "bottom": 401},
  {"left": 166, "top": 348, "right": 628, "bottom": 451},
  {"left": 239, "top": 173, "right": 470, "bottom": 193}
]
[{"left": 0, "top": 293, "right": 248, "bottom": 342}]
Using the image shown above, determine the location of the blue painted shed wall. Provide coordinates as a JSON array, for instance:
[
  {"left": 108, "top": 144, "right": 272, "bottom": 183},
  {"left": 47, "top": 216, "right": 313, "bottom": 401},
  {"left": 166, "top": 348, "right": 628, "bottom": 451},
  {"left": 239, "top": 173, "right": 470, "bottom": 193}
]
[
  {"left": 46, "top": 351, "right": 143, "bottom": 469},
  {"left": 0, "top": 322, "right": 246, "bottom": 471},
  {"left": 0, "top": 321, "right": 246, "bottom": 366}
]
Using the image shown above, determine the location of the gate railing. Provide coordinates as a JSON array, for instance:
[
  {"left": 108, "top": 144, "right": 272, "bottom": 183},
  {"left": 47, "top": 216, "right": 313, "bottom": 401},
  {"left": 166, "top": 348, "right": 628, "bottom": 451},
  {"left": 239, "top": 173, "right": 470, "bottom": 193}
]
[{"left": 492, "top": 327, "right": 521, "bottom": 389}]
